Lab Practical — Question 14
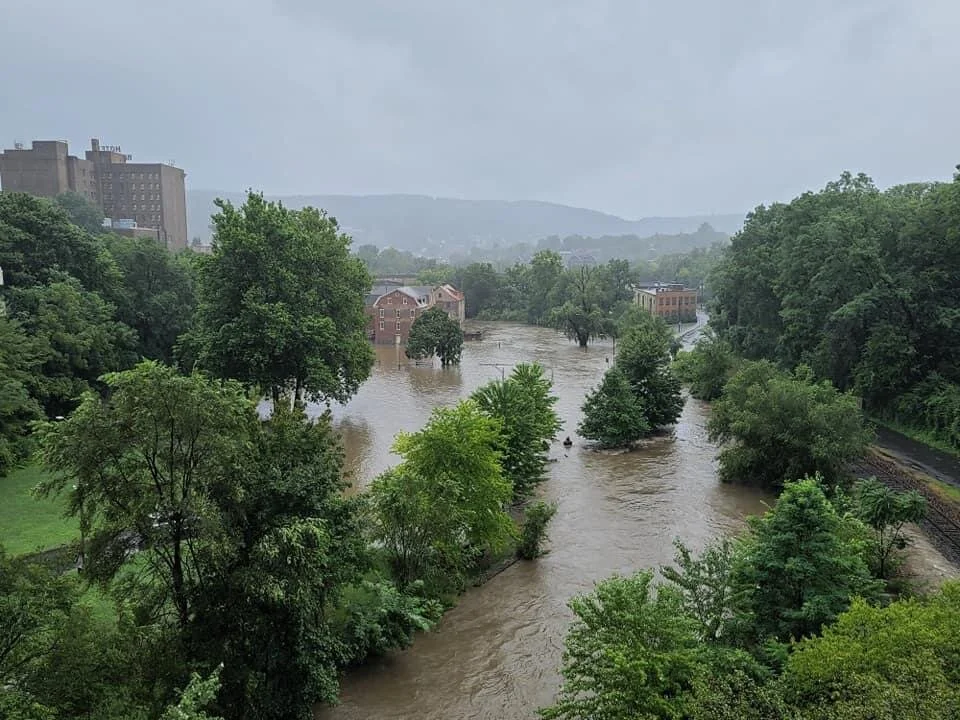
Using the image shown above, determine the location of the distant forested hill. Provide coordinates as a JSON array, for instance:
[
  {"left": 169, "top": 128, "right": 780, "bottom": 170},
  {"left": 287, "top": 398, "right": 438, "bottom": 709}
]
[{"left": 187, "top": 190, "right": 743, "bottom": 256}]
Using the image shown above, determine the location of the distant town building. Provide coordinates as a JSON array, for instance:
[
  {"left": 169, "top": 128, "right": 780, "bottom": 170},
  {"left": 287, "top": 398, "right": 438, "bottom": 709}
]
[
  {"left": 634, "top": 283, "right": 698, "bottom": 323},
  {"left": 0, "top": 138, "right": 188, "bottom": 251},
  {"left": 364, "top": 282, "right": 465, "bottom": 345}
]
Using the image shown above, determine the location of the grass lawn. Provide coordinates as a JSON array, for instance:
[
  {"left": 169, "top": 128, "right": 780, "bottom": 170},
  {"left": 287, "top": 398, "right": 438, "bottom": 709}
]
[{"left": 0, "top": 463, "right": 79, "bottom": 556}]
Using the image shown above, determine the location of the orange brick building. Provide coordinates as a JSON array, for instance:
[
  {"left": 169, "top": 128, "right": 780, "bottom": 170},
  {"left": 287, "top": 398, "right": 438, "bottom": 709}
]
[{"left": 634, "top": 283, "right": 698, "bottom": 323}]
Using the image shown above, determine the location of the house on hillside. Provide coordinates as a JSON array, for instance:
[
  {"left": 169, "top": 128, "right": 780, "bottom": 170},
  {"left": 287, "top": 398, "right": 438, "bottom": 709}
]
[{"left": 364, "top": 282, "right": 466, "bottom": 345}]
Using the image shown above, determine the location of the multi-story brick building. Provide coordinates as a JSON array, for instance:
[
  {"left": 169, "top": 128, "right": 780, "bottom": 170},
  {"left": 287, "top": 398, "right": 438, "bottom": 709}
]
[
  {"left": 0, "top": 138, "right": 188, "bottom": 250},
  {"left": 634, "top": 283, "right": 698, "bottom": 323},
  {"left": 365, "top": 282, "right": 466, "bottom": 345}
]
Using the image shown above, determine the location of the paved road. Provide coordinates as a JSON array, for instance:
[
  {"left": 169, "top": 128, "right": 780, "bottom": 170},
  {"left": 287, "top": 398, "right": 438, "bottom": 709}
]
[{"left": 873, "top": 426, "right": 960, "bottom": 488}]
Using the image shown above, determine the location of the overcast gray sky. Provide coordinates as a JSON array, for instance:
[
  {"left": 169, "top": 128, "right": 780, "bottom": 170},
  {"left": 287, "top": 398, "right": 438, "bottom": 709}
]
[{"left": 2, "top": 1, "right": 957, "bottom": 218}]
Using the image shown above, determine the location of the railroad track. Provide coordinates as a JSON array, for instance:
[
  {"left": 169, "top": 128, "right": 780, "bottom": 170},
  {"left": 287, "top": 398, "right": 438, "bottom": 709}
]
[{"left": 853, "top": 453, "right": 960, "bottom": 565}]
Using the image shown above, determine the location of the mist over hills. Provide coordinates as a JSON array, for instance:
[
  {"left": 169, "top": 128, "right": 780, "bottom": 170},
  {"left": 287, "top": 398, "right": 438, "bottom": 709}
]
[{"left": 187, "top": 190, "right": 744, "bottom": 256}]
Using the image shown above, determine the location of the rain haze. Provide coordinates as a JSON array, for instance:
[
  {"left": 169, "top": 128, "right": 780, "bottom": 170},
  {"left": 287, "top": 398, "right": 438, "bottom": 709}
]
[{"left": 2, "top": 0, "right": 958, "bottom": 218}]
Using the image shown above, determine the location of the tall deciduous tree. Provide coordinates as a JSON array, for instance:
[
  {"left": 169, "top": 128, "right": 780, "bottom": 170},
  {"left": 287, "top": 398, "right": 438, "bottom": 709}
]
[
  {"left": 38, "top": 361, "right": 256, "bottom": 627},
  {"left": 549, "top": 267, "right": 609, "bottom": 347},
  {"left": 185, "top": 192, "right": 374, "bottom": 404},
  {"left": 368, "top": 401, "right": 513, "bottom": 595},
  {"left": 708, "top": 361, "right": 872, "bottom": 489},
  {"left": 104, "top": 235, "right": 197, "bottom": 364},
  {"left": 405, "top": 306, "right": 464, "bottom": 366},
  {"left": 472, "top": 363, "right": 561, "bottom": 500},
  {"left": 11, "top": 277, "right": 138, "bottom": 417}
]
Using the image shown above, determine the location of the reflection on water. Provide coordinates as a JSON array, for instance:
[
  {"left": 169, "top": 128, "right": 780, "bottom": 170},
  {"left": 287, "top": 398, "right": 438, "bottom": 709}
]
[{"left": 314, "top": 322, "right": 771, "bottom": 720}]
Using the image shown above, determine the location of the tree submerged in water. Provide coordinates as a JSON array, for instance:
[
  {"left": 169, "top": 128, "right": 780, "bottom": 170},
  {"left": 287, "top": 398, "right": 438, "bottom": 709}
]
[
  {"left": 406, "top": 306, "right": 464, "bottom": 366},
  {"left": 578, "top": 367, "right": 649, "bottom": 449}
]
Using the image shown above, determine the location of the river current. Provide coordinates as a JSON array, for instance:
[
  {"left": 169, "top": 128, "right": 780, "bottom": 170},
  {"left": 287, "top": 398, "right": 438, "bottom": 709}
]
[{"left": 312, "top": 321, "right": 771, "bottom": 719}]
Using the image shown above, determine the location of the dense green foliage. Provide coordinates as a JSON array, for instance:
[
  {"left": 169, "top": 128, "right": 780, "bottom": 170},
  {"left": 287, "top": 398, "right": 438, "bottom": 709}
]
[
  {"left": 366, "top": 401, "right": 514, "bottom": 598},
  {"left": 615, "top": 317, "right": 685, "bottom": 429},
  {"left": 184, "top": 192, "right": 374, "bottom": 404},
  {"left": 578, "top": 312, "right": 684, "bottom": 448},
  {"left": 542, "top": 476, "right": 931, "bottom": 720},
  {"left": 578, "top": 367, "right": 649, "bottom": 448},
  {"left": 708, "top": 361, "right": 872, "bottom": 489},
  {"left": 711, "top": 170, "right": 960, "bottom": 451},
  {"left": 472, "top": 363, "right": 561, "bottom": 500},
  {"left": 28, "top": 362, "right": 439, "bottom": 719},
  {"left": 734, "top": 477, "right": 880, "bottom": 644},
  {"left": 516, "top": 501, "right": 558, "bottom": 560},
  {"left": 782, "top": 586, "right": 960, "bottom": 719},
  {"left": 672, "top": 329, "right": 737, "bottom": 400},
  {"left": 405, "top": 306, "right": 464, "bottom": 366},
  {"left": 0, "top": 192, "right": 199, "bottom": 468}
]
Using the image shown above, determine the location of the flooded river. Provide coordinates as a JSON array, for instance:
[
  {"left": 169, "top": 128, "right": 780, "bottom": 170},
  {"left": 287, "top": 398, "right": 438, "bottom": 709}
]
[{"left": 313, "top": 322, "right": 772, "bottom": 720}]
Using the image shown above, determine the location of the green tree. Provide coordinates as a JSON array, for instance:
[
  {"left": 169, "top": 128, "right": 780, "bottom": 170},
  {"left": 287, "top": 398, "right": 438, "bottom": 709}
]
[
  {"left": 185, "top": 192, "right": 374, "bottom": 404},
  {"left": 782, "top": 583, "right": 960, "bottom": 719},
  {"left": 548, "top": 267, "right": 609, "bottom": 347},
  {"left": 53, "top": 191, "right": 105, "bottom": 235},
  {"left": 405, "top": 306, "right": 464, "bottom": 366},
  {"left": 526, "top": 250, "right": 565, "bottom": 324},
  {"left": 457, "top": 262, "right": 500, "bottom": 318},
  {"left": 661, "top": 538, "right": 738, "bottom": 641},
  {"left": 104, "top": 235, "right": 197, "bottom": 364},
  {"left": 0, "top": 547, "right": 77, "bottom": 688},
  {"left": 0, "top": 192, "right": 118, "bottom": 293},
  {"left": 0, "top": 317, "right": 43, "bottom": 476},
  {"left": 368, "top": 401, "right": 514, "bottom": 595},
  {"left": 472, "top": 363, "right": 561, "bottom": 500},
  {"left": 708, "top": 362, "right": 872, "bottom": 489},
  {"left": 734, "top": 477, "right": 880, "bottom": 643},
  {"left": 578, "top": 367, "right": 649, "bottom": 449},
  {"left": 160, "top": 669, "right": 223, "bottom": 720},
  {"left": 190, "top": 403, "right": 371, "bottom": 718},
  {"left": 711, "top": 170, "right": 960, "bottom": 451},
  {"left": 615, "top": 320, "right": 685, "bottom": 429},
  {"left": 540, "top": 570, "right": 759, "bottom": 720},
  {"left": 853, "top": 477, "right": 927, "bottom": 579},
  {"left": 11, "top": 277, "right": 138, "bottom": 417},
  {"left": 672, "top": 329, "right": 737, "bottom": 400},
  {"left": 38, "top": 361, "right": 257, "bottom": 627},
  {"left": 516, "top": 500, "right": 557, "bottom": 560}
]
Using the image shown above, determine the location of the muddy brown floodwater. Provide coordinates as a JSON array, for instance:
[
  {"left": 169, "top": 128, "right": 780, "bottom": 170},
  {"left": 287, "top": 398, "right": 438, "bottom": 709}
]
[{"left": 311, "top": 322, "right": 772, "bottom": 720}]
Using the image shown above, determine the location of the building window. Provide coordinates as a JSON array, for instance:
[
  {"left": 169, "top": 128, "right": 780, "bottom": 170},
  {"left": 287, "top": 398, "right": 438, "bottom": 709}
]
[
  {"left": 396, "top": 321, "right": 401, "bottom": 331},
  {"left": 387, "top": 298, "right": 392, "bottom": 305},
  {"left": 395, "top": 309, "right": 401, "bottom": 317},
  {"left": 379, "top": 308, "right": 384, "bottom": 318},
  {"left": 402, "top": 296, "right": 408, "bottom": 305},
  {"left": 379, "top": 321, "right": 384, "bottom": 330},
  {"left": 410, "top": 309, "right": 415, "bottom": 318}
]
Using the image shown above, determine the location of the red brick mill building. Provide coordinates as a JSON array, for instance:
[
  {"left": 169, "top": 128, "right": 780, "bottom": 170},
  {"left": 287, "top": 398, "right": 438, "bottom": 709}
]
[{"left": 364, "top": 280, "right": 465, "bottom": 345}]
